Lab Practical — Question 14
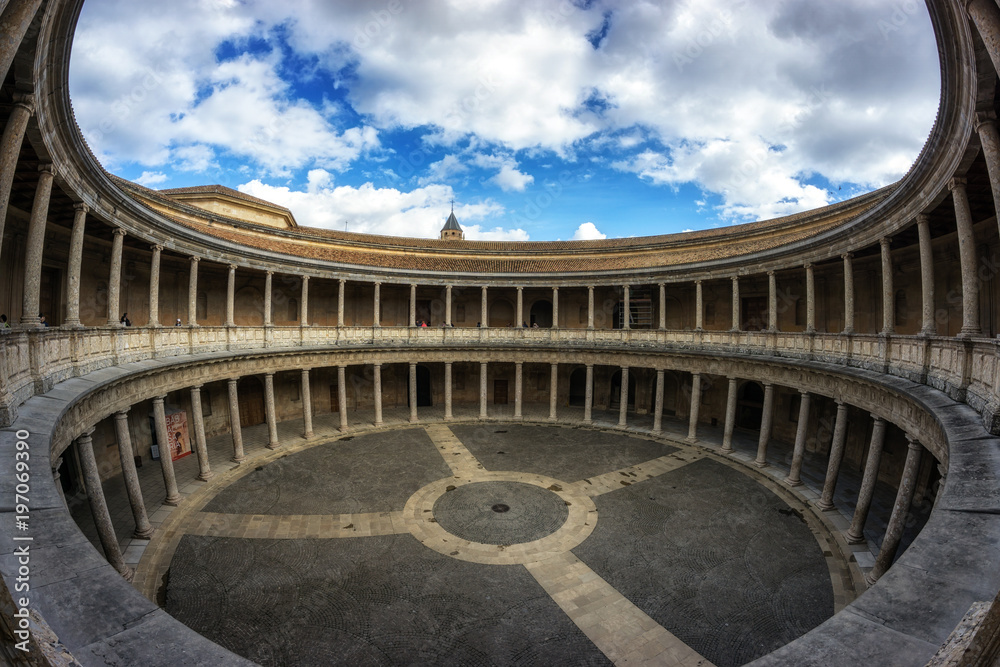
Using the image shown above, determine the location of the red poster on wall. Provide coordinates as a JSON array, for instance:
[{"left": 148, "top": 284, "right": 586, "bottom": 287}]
[{"left": 165, "top": 411, "right": 192, "bottom": 462}]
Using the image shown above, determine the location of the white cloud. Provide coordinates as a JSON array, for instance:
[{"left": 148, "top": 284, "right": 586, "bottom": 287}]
[
  {"left": 572, "top": 222, "right": 606, "bottom": 240},
  {"left": 471, "top": 152, "right": 534, "bottom": 192},
  {"left": 238, "top": 177, "right": 524, "bottom": 239},
  {"left": 135, "top": 171, "right": 168, "bottom": 186}
]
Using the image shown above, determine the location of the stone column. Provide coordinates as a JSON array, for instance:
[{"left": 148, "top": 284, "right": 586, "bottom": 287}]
[
  {"left": 479, "top": 362, "right": 488, "bottom": 418},
  {"left": 21, "top": 164, "right": 56, "bottom": 328},
  {"left": 582, "top": 286, "right": 593, "bottom": 329},
  {"left": 731, "top": 276, "right": 740, "bottom": 331},
  {"left": 445, "top": 285, "right": 453, "bottom": 327},
  {"left": 618, "top": 366, "right": 629, "bottom": 428},
  {"left": 866, "top": 436, "right": 923, "bottom": 584},
  {"left": 409, "top": 362, "right": 418, "bottom": 423},
  {"left": 659, "top": 283, "right": 666, "bottom": 330},
  {"left": 337, "top": 279, "right": 346, "bottom": 326},
  {"left": 584, "top": 364, "right": 594, "bottom": 423},
  {"left": 225, "top": 264, "right": 236, "bottom": 327},
  {"left": 444, "top": 362, "right": 452, "bottom": 420},
  {"left": 152, "top": 396, "right": 181, "bottom": 505},
  {"left": 0, "top": 93, "right": 34, "bottom": 264},
  {"left": 77, "top": 429, "right": 132, "bottom": 580},
  {"left": 653, "top": 369, "right": 665, "bottom": 432},
  {"left": 106, "top": 227, "right": 126, "bottom": 328},
  {"left": 148, "top": 245, "right": 162, "bottom": 327},
  {"left": 0, "top": 1, "right": 44, "bottom": 84},
  {"left": 880, "top": 237, "right": 894, "bottom": 335},
  {"left": 516, "top": 287, "right": 523, "bottom": 327},
  {"left": 64, "top": 204, "right": 88, "bottom": 327},
  {"left": 338, "top": 365, "right": 349, "bottom": 430},
  {"left": 785, "top": 391, "right": 812, "bottom": 486},
  {"left": 817, "top": 401, "right": 849, "bottom": 510},
  {"left": 481, "top": 286, "right": 488, "bottom": 327},
  {"left": 722, "top": 377, "right": 738, "bottom": 453},
  {"left": 115, "top": 410, "right": 154, "bottom": 538},
  {"left": 623, "top": 285, "right": 631, "bottom": 330},
  {"left": 189, "top": 386, "right": 213, "bottom": 481},
  {"left": 754, "top": 383, "right": 775, "bottom": 467},
  {"left": 301, "top": 369, "right": 313, "bottom": 438},
  {"left": 552, "top": 287, "right": 559, "bottom": 328},
  {"left": 227, "top": 379, "right": 245, "bottom": 462},
  {"left": 410, "top": 284, "right": 417, "bottom": 326},
  {"left": 951, "top": 177, "right": 981, "bottom": 336},
  {"left": 768, "top": 271, "right": 777, "bottom": 331},
  {"left": 549, "top": 363, "right": 559, "bottom": 421},
  {"left": 916, "top": 214, "right": 935, "bottom": 335},
  {"left": 977, "top": 113, "right": 1000, "bottom": 242},
  {"left": 842, "top": 253, "right": 854, "bottom": 334},
  {"left": 264, "top": 373, "right": 279, "bottom": 448},
  {"left": 188, "top": 257, "right": 199, "bottom": 326},
  {"left": 514, "top": 361, "right": 523, "bottom": 419},
  {"left": 373, "top": 282, "right": 381, "bottom": 327},
  {"left": 300, "top": 275, "right": 309, "bottom": 326},
  {"left": 264, "top": 271, "right": 273, "bottom": 326},
  {"left": 805, "top": 264, "right": 816, "bottom": 333},
  {"left": 373, "top": 364, "right": 383, "bottom": 425},
  {"left": 686, "top": 373, "right": 702, "bottom": 442},
  {"left": 846, "top": 416, "right": 887, "bottom": 544},
  {"left": 968, "top": 0, "right": 1000, "bottom": 79},
  {"left": 695, "top": 280, "right": 704, "bottom": 330}
]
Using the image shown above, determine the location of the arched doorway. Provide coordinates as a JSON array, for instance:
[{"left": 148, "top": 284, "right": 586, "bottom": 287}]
[
  {"left": 609, "top": 369, "right": 636, "bottom": 409},
  {"left": 238, "top": 376, "right": 266, "bottom": 427},
  {"left": 489, "top": 300, "right": 514, "bottom": 327},
  {"left": 530, "top": 300, "right": 553, "bottom": 327},
  {"left": 234, "top": 286, "right": 264, "bottom": 326},
  {"left": 408, "top": 365, "right": 432, "bottom": 407},
  {"left": 737, "top": 381, "right": 765, "bottom": 430},
  {"left": 569, "top": 367, "right": 588, "bottom": 406}
]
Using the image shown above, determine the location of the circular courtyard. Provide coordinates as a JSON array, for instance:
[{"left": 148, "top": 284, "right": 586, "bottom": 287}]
[{"left": 158, "top": 424, "right": 849, "bottom": 666}]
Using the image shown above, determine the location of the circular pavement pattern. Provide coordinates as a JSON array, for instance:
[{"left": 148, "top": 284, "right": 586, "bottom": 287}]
[{"left": 432, "top": 481, "right": 569, "bottom": 545}]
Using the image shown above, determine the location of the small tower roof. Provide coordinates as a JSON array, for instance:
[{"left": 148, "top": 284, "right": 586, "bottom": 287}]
[{"left": 442, "top": 211, "right": 462, "bottom": 232}]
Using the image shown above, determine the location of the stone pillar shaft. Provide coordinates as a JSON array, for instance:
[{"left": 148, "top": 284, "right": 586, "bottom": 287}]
[
  {"left": 445, "top": 285, "right": 453, "bottom": 327},
  {"left": 444, "top": 362, "right": 452, "bottom": 420},
  {"left": 65, "top": 204, "right": 88, "bottom": 327},
  {"left": 842, "top": 253, "right": 855, "bottom": 334},
  {"left": 549, "top": 363, "right": 558, "bottom": 421},
  {"left": 880, "top": 238, "right": 894, "bottom": 334},
  {"left": 968, "top": 0, "right": 1000, "bottom": 80},
  {"left": 695, "top": 280, "right": 704, "bottom": 330},
  {"left": 264, "top": 272, "right": 273, "bottom": 326},
  {"left": 301, "top": 369, "right": 313, "bottom": 438},
  {"left": 686, "top": 373, "right": 701, "bottom": 442},
  {"left": 264, "top": 373, "right": 279, "bottom": 448},
  {"left": 228, "top": 378, "right": 245, "bottom": 462},
  {"left": 786, "top": 392, "right": 811, "bottom": 486},
  {"left": 374, "top": 364, "right": 383, "bottom": 425},
  {"left": 951, "top": 178, "right": 981, "bottom": 335},
  {"left": 805, "top": 264, "right": 816, "bottom": 333},
  {"left": 768, "top": 271, "right": 777, "bottom": 331},
  {"left": 754, "top": 383, "right": 775, "bottom": 467},
  {"left": 818, "top": 401, "right": 849, "bottom": 510},
  {"left": 516, "top": 287, "right": 524, "bottom": 327},
  {"left": 623, "top": 285, "right": 631, "bottom": 330},
  {"left": 653, "top": 369, "right": 664, "bottom": 432},
  {"left": 225, "top": 265, "right": 236, "bottom": 326},
  {"left": 410, "top": 284, "right": 417, "bottom": 326},
  {"left": 479, "top": 362, "right": 488, "bottom": 418},
  {"left": 722, "top": 377, "right": 738, "bottom": 452},
  {"left": 338, "top": 366, "right": 349, "bottom": 430},
  {"left": 188, "top": 257, "right": 199, "bottom": 326},
  {"left": 552, "top": 287, "right": 559, "bottom": 328},
  {"left": 584, "top": 364, "right": 594, "bottom": 423},
  {"left": 77, "top": 430, "right": 132, "bottom": 579},
  {"left": 514, "top": 361, "right": 523, "bottom": 419},
  {"left": 587, "top": 286, "right": 595, "bottom": 329},
  {"left": 148, "top": 246, "right": 162, "bottom": 327},
  {"left": 847, "top": 417, "right": 887, "bottom": 543},
  {"left": 373, "top": 282, "right": 381, "bottom": 327},
  {"left": 481, "top": 286, "right": 488, "bottom": 327},
  {"left": 300, "top": 275, "right": 309, "bottom": 326},
  {"left": 337, "top": 279, "right": 346, "bottom": 326},
  {"left": 975, "top": 114, "right": 1000, "bottom": 241},
  {"left": 0, "top": 1, "right": 43, "bottom": 85},
  {"left": 917, "top": 214, "right": 935, "bottom": 335},
  {"left": 189, "top": 386, "right": 213, "bottom": 480},
  {"left": 731, "top": 276, "right": 740, "bottom": 331},
  {"left": 152, "top": 397, "right": 181, "bottom": 505},
  {"left": 115, "top": 410, "right": 154, "bottom": 538},
  {"left": 618, "top": 366, "right": 629, "bottom": 428},
  {"left": 408, "top": 362, "right": 418, "bottom": 423},
  {"left": 867, "top": 438, "right": 923, "bottom": 584},
  {"left": 0, "top": 94, "right": 34, "bottom": 265},
  {"left": 22, "top": 165, "right": 56, "bottom": 328},
  {"left": 659, "top": 283, "right": 666, "bottom": 330},
  {"left": 106, "top": 228, "right": 126, "bottom": 328}
]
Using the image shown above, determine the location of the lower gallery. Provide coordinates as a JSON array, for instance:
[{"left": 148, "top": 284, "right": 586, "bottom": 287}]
[{"left": 3, "top": 0, "right": 1000, "bottom": 665}]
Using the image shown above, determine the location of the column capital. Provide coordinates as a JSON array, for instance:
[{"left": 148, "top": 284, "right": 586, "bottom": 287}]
[
  {"left": 731, "top": 275, "right": 739, "bottom": 282},
  {"left": 799, "top": 389, "right": 810, "bottom": 397},
  {"left": 975, "top": 110, "right": 998, "bottom": 132},
  {"left": 841, "top": 252, "right": 853, "bottom": 261},
  {"left": 879, "top": 236, "right": 891, "bottom": 249},
  {"left": 301, "top": 368, "right": 311, "bottom": 375},
  {"left": 695, "top": 279, "right": 702, "bottom": 285},
  {"left": 190, "top": 383, "right": 203, "bottom": 390},
  {"left": 949, "top": 176, "right": 968, "bottom": 191},
  {"left": 445, "top": 283, "right": 453, "bottom": 289},
  {"left": 301, "top": 274, "right": 309, "bottom": 282},
  {"left": 552, "top": 285, "right": 559, "bottom": 292},
  {"left": 73, "top": 202, "right": 90, "bottom": 213},
  {"left": 374, "top": 280, "right": 381, "bottom": 287},
  {"left": 767, "top": 270, "right": 775, "bottom": 277},
  {"left": 38, "top": 163, "right": 57, "bottom": 177},
  {"left": 151, "top": 243, "right": 164, "bottom": 252},
  {"left": 77, "top": 426, "right": 96, "bottom": 440},
  {"left": 338, "top": 277, "right": 345, "bottom": 284},
  {"left": 872, "top": 415, "right": 886, "bottom": 425},
  {"left": 905, "top": 433, "right": 922, "bottom": 450},
  {"left": 190, "top": 256, "right": 200, "bottom": 264},
  {"left": 804, "top": 262, "right": 813, "bottom": 270},
  {"left": 264, "top": 371, "right": 274, "bottom": 378},
  {"left": 516, "top": 286, "right": 523, "bottom": 291},
  {"left": 586, "top": 363, "right": 594, "bottom": 369},
  {"left": 114, "top": 409, "right": 129, "bottom": 420},
  {"left": 152, "top": 396, "right": 167, "bottom": 406},
  {"left": 228, "top": 377, "right": 238, "bottom": 386},
  {"left": 112, "top": 227, "right": 126, "bottom": 238},
  {"left": 266, "top": 270, "right": 274, "bottom": 277},
  {"left": 228, "top": 263, "right": 238, "bottom": 272},
  {"left": 12, "top": 92, "right": 35, "bottom": 113},
  {"left": 915, "top": 212, "right": 931, "bottom": 226}
]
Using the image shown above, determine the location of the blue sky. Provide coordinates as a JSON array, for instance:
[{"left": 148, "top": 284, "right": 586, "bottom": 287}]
[{"left": 69, "top": 0, "right": 939, "bottom": 241}]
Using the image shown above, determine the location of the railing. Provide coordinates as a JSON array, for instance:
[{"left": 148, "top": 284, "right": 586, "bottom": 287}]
[{"left": 2, "top": 325, "right": 997, "bottom": 432}]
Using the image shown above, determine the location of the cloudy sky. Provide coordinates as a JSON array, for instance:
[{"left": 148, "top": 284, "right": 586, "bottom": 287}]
[{"left": 69, "top": 0, "right": 939, "bottom": 241}]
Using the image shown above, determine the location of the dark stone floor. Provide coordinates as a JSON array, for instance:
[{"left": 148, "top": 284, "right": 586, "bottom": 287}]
[{"left": 433, "top": 481, "right": 569, "bottom": 545}]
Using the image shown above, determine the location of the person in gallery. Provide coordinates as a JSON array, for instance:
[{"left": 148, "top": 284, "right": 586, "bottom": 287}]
[
  {"left": 0, "top": 314, "right": 9, "bottom": 329},
  {"left": 120, "top": 313, "right": 131, "bottom": 327}
]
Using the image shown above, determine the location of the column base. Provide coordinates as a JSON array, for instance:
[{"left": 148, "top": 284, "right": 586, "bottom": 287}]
[
  {"left": 133, "top": 526, "right": 155, "bottom": 540},
  {"left": 119, "top": 565, "right": 135, "bottom": 582},
  {"left": 548, "top": 416, "right": 557, "bottom": 422},
  {"left": 783, "top": 478, "right": 802, "bottom": 487},
  {"left": 303, "top": 431, "right": 314, "bottom": 439},
  {"left": 815, "top": 499, "right": 835, "bottom": 511},
  {"left": 513, "top": 415, "right": 523, "bottom": 421},
  {"left": 374, "top": 420, "right": 384, "bottom": 427},
  {"left": 19, "top": 319, "right": 41, "bottom": 329},
  {"left": 62, "top": 320, "right": 83, "bottom": 329},
  {"left": 197, "top": 471, "right": 216, "bottom": 482},
  {"left": 684, "top": 435, "right": 697, "bottom": 443},
  {"left": 845, "top": 531, "right": 866, "bottom": 545},
  {"left": 864, "top": 572, "right": 880, "bottom": 587},
  {"left": 266, "top": 442, "right": 281, "bottom": 450},
  {"left": 720, "top": 446, "right": 733, "bottom": 454},
  {"left": 753, "top": 460, "right": 769, "bottom": 468},
  {"left": 958, "top": 327, "right": 982, "bottom": 337},
  {"left": 164, "top": 494, "right": 181, "bottom": 506},
  {"left": 231, "top": 455, "right": 246, "bottom": 463}
]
